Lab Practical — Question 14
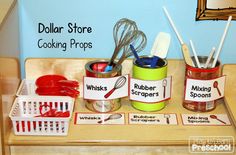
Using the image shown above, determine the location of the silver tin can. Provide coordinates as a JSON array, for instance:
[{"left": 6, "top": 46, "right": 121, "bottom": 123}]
[{"left": 84, "top": 60, "right": 122, "bottom": 112}]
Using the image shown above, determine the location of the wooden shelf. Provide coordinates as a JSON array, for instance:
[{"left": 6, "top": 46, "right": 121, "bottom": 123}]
[
  {"left": 0, "top": 0, "right": 15, "bottom": 29},
  {"left": 0, "top": 58, "right": 20, "bottom": 155},
  {"left": 222, "top": 64, "right": 236, "bottom": 127},
  {"left": 6, "top": 58, "right": 236, "bottom": 146},
  {"left": 8, "top": 98, "right": 235, "bottom": 146}
]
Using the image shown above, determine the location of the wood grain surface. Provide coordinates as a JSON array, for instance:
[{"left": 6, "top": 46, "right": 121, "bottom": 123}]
[
  {"left": 0, "top": 0, "right": 15, "bottom": 29},
  {"left": 223, "top": 64, "right": 236, "bottom": 127},
  {"left": 6, "top": 58, "right": 235, "bottom": 147},
  {"left": 0, "top": 57, "right": 20, "bottom": 155}
]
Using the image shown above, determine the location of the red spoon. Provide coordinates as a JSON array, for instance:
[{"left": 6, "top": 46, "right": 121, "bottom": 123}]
[
  {"left": 213, "top": 81, "right": 221, "bottom": 96},
  {"left": 210, "top": 115, "right": 226, "bottom": 124}
]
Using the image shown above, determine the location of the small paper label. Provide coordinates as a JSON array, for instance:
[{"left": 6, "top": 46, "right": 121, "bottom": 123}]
[
  {"left": 129, "top": 77, "right": 172, "bottom": 103},
  {"left": 74, "top": 113, "right": 125, "bottom": 125},
  {"left": 181, "top": 114, "right": 231, "bottom": 126},
  {"left": 83, "top": 75, "right": 129, "bottom": 100},
  {"left": 185, "top": 76, "right": 225, "bottom": 102},
  {"left": 128, "top": 113, "right": 177, "bottom": 125}
]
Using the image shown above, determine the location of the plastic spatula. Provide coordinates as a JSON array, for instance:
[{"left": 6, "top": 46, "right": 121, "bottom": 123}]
[
  {"left": 151, "top": 32, "right": 171, "bottom": 58},
  {"left": 150, "top": 32, "right": 171, "bottom": 67}
]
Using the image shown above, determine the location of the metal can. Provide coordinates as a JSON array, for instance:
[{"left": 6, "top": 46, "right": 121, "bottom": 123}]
[
  {"left": 84, "top": 60, "right": 122, "bottom": 113},
  {"left": 131, "top": 56, "right": 168, "bottom": 111},
  {"left": 183, "top": 56, "right": 221, "bottom": 112}
]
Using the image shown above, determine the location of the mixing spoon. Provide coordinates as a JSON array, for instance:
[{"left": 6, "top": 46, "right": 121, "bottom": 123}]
[{"left": 210, "top": 115, "right": 226, "bottom": 124}]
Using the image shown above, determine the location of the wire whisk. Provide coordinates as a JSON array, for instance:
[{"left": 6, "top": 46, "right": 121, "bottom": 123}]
[
  {"left": 113, "top": 30, "right": 147, "bottom": 70},
  {"left": 104, "top": 18, "right": 138, "bottom": 72}
]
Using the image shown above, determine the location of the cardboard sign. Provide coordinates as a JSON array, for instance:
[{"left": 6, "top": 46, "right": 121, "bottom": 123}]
[
  {"left": 181, "top": 114, "right": 231, "bottom": 126},
  {"left": 129, "top": 77, "right": 172, "bottom": 103},
  {"left": 128, "top": 113, "right": 177, "bottom": 125},
  {"left": 74, "top": 113, "right": 125, "bottom": 125},
  {"left": 83, "top": 75, "right": 129, "bottom": 100},
  {"left": 185, "top": 76, "right": 225, "bottom": 102}
]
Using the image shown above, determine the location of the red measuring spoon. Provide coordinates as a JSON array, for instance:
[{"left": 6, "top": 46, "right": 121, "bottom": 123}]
[
  {"left": 36, "top": 87, "right": 64, "bottom": 96},
  {"left": 36, "top": 104, "right": 70, "bottom": 117},
  {"left": 58, "top": 80, "right": 79, "bottom": 88},
  {"left": 36, "top": 75, "right": 79, "bottom": 88},
  {"left": 36, "top": 75, "right": 67, "bottom": 87},
  {"left": 36, "top": 86, "right": 79, "bottom": 98},
  {"left": 60, "top": 86, "right": 80, "bottom": 98}
]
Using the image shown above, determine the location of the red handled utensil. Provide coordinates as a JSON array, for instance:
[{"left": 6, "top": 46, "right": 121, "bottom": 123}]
[
  {"left": 97, "top": 113, "right": 122, "bottom": 124},
  {"left": 162, "top": 79, "right": 167, "bottom": 98},
  {"left": 210, "top": 115, "right": 226, "bottom": 124},
  {"left": 91, "top": 62, "right": 108, "bottom": 72},
  {"left": 37, "top": 104, "right": 70, "bottom": 117},
  {"left": 104, "top": 76, "right": 127, "bottom": 99},
  {"left": 213, "top": 81, "right": 221, "bottom": 96}
]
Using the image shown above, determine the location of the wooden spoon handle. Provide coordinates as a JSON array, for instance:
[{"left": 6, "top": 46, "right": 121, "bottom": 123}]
[{"left": 182, "top": 44, "right": 193, "bottom": 66}]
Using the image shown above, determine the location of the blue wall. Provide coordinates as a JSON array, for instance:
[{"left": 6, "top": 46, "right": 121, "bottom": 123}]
[{"left": 19, "top": 0, "right": 236, "bottom": 76}]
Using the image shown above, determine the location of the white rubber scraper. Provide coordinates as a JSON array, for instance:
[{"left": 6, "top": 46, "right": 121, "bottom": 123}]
[{"left": 151, "top": 32, "right": 171, "bottom": 58}]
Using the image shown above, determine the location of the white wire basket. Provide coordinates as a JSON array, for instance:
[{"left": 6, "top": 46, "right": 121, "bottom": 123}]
[{"left": 9, "top": 96, "right": 74, "bottom": 136}]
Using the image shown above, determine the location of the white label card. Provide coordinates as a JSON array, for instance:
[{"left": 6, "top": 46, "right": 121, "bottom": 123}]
[
  {"left": 181, "top": 114, "right": 231, "bottom": 126},
  {"left": 185, "top": 76, "right": 225, "bottom": 102},
  {"left": 129, "top": 77, "right": 172, "bottom": 103},
  {"left": 129, "top": 113, "right": 177, "bottom": 125},
  {"left": 83, "top": 75, "right": 129, "bottom": 100},
  {"left": 74, "top": 113, "right": 125, "bottom": 125}
]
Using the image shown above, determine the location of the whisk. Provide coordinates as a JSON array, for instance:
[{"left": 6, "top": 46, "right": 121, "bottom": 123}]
[
  {"left": 104, "top": 18, "right": 138, "bottom": 72},
  {"left": 113, "top": 30, "right": 147, "bottom": 70},
  {"left": 104, "top": 76, "right": 127, "bottom": 98}
]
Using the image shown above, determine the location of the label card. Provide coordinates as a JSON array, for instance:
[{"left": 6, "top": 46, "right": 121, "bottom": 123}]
[
  {"left": 181, "top": 114, "right": 231, "bottom": 126},
  {"left": 129, "top": 77, "right": 172, "bottom": 103},
  {"left": 185, "top": 76, "right": 225, "bottom": 102},
  {"left": 74, "top": 113, "right": 125, "bottom": 125},
  {"left": 83, "top": 75, "right": 129, "bottom": 100},
  {"left": 128, "top": 113, "right": 177, "bottom": 125}
]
